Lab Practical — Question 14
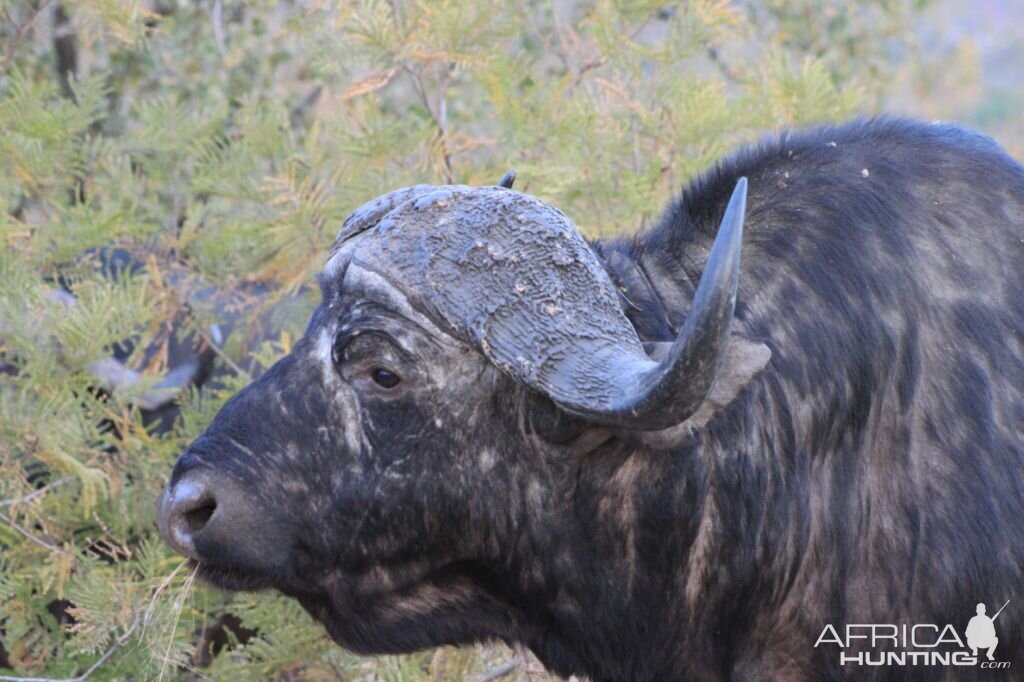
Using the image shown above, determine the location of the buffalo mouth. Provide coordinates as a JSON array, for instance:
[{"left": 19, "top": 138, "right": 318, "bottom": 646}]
[
  {"left": 158, "top": 515, "right": 285, "bottom": 592},
  {"left": 188, "top": 559, "right": 281, "bottom": 592},
  {"left": 182, "top": 536, "right": 330, "bottom": 595}
]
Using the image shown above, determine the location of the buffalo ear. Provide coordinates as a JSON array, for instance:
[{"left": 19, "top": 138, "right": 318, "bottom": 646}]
[{"left": 642, "top": 334, "right": 770, "bottom": 432}]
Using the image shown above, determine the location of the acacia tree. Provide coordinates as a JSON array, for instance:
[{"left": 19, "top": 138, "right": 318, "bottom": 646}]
[{"left": 0, "top": 1, "right": 925, "bottom": 679}]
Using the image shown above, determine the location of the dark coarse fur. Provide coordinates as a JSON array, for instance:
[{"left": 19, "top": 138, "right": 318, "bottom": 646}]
[
  {"left": 161, "top": 117, "right": 1024, "bottom": 681},
  {"left": 587, "top": 117, "right": 1024, "bottom": 679}
]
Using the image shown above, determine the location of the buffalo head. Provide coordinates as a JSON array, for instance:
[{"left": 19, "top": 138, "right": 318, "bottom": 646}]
[{"left": 156, "top": 178, "right": 763, "bottom": 655}]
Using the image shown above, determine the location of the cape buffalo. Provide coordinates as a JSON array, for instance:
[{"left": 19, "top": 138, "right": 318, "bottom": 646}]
[{"left": 157, "top": 117, "right": 1024, "bottom": 680}]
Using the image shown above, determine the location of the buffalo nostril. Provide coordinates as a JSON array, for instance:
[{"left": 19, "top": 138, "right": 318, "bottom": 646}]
[
  {"left": 184, "top": 500, "right": 216, "bottom": 533},
  {"left": 160, "top": 478, "right": 219, "bottom": 559}
]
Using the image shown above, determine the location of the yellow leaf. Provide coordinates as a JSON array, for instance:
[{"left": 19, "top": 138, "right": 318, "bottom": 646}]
[{"left": 340, "top": 67, "right": 399, "bottom": 101}]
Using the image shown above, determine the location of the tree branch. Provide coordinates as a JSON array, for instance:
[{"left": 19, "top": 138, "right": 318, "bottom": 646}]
[
  {"left": 0, "top": 476, "right": 72, "bottom": 507},
  {"left": 192, "top": 323, "right": 250, "bottom": 381},
  {"left": 0, "top": 509, "right": 75, "bottom": 558},
  {"left": 0, "top": 0, "right": 56, "bottom": 79},
  {"left": 403, "top": 63, "right": 455, "bottom": 183},
  {"left": 0, "top": 618, "right": 139, "bottom": 682},
  {"left": 706, "top": 43, "right": 741, "bottom": 84},
  {"left": 211, "top": 0, "right": 227, "bottom": 57}
]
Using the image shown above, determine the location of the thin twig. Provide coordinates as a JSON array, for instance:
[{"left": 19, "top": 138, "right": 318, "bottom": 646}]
[
  {"left": 545, "top": 0, "right": 572, "bottom": 72},
  {"left": 402, "top": 63, "right": 455, "bottom": 183},
  {"left": 0, "top": 0, "right": 56, "bottom": 79},
  {"left": 191, "top": 324, "right": 250, "bottom": 381},
  {"left": 706, "top": 43, "right": 740, "bottom": 84},
  {"left": 75, "top": 619, "right": 139, "bottom": 681},
  {"left": 475, "top": 655, "right": 523, "bottom": 682},
  {"left": 566, "top": 7, "right": 663, "bottom": 89},
  {"left": 0, "top": 618, "right": 141, "bottom": 682},
  {"left": 0, "top": 509, "right": 74, "bottom": 557},
  {"left": 0, "top": 476, "right": 72, "bottom": 507},
  {"left": 570, "top": 57, "right": 605, "bottom": 87},
  {"left": 435, "top": 66, "right": 453, "bottom": 183},
  {"left": 384, "top": 0, "right": 403, "bottom": 32},
  {"left": 211, "top": 0, "right": 226, "bottom": 57}
]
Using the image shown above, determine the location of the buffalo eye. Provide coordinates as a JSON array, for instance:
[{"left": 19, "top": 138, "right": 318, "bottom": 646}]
[
  {"left": 332, "top": 330, "right": 407, "bottom": 391},
  {"left": 370, "top": 366, "right": 401, "bottom": 389}
]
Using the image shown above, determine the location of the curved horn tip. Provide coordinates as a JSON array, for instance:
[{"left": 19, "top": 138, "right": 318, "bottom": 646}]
[
  {"left": 723, "top": 176, "right": 747, "bottom": 237},
  {"left": 556, "top": 175, "right": 750, "bottom": 430},
  {"left": 497, "top": 170, "right": 517, "bottom": 189},
  {"left": 703, "top": 176, "right": 747, "bottom": 279},
  {"left": 691, "top": 174, "right": 747, "bottom": 314}
]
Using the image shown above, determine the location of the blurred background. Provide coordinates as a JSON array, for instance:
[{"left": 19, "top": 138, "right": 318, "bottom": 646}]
[{"left": 0, "top": 1, "right": 1020, "bottom": 679}]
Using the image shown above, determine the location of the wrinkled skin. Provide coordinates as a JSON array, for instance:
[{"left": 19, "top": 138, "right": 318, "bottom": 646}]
[{"left": 160, "top": 118, "right": 1024, "bottom": 681}]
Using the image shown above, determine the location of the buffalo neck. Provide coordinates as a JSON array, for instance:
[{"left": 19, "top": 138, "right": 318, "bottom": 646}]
[
  {"left": 590, "top": 220, "right": 714, "bottom": 345},
  {"left": 552, "top": 229, "right": 800, "bottom": 679}
]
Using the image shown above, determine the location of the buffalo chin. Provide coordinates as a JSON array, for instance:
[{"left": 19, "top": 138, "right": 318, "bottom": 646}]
[
  {"left": 286, "top": 562, "right": 525, "bottom": 658},
  {"left": 293, "top": 590, "right": 493, "bottom": 657}
]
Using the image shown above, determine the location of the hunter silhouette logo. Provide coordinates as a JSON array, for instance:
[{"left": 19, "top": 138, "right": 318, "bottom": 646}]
[
  {"left": 814, "top": 601, "right": 1012, "bottom": 669},
  {"left": 966, "top": 601, "right": 1008, "bottom": 661}
]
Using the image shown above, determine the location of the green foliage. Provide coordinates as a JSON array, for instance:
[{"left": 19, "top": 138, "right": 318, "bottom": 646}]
[{"left": 0, "top": 1, "right": 925, "bottom": 679}]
